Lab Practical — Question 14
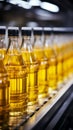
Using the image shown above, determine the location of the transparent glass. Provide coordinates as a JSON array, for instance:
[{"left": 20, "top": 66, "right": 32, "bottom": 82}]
[
  {"left": 21, "top": 33, "right": 39, "bottom": 114},
  {"left": 4, "top": 35, "right": 27, "bottom": 117},
  {"left": 54, "top": 34, "right": 73, "bottom": 84},
  {"left": 33, "top": 29, "right": 48, "bottom": 105},
  {"left": 60, "top": 35, "right": 71, "bottom": 82},
  {"left": 53, "top": 34, "right": 63, "bottom": 88},
  {"left": 44, "top": 31, "right": 57, "bottom": 95},
  {"left": 69, "top": 35, "right": 73, "bottom": 75},
  {"left": 0, "top": 34, "right": 6, "bottom": 59},
  {"left": 65, "top": 35, "right": 73, "bottom": 78},
  {"left": 0, "top": 27, "right": 10, "bottom": 129}
]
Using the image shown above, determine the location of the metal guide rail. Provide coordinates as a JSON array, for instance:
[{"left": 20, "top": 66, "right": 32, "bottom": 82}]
[{"left": 1, "top": 79, "right": 73, "bottom": 130}]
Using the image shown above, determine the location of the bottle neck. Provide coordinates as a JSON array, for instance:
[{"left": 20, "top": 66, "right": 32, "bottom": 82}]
[
  {"left": 34, "top": 35, "right": 44, "bottom": 49},
  {"left": 45, "top": 34, "right": 54, "bottom": 47},
  {"left": 7, "top": 36, "right": 20, "bottom": 54},
  {"left": 21, "top": 36, "right": 32, "bottom": 52}
]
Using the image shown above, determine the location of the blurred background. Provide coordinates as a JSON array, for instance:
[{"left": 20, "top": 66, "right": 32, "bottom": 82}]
[{"left": 0, "top": 0, "right": 73, "bottom": 27}]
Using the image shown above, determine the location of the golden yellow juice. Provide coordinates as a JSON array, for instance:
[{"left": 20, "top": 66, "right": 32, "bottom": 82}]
[
  {"left": 0, "top": 58, "right": 10, "bottom": 129},
  {"left": 62, "top": 43, "right": 69, "bottom": 82},
  {"left": 0, "top": 58, "right": 10, "bottom": 112},
  {"left": 55, "top": 46, "right": 63, "bottom": 87},
  {"left": 44, "top": 47, "right": 57, "bottom": 92},
  {"left": 33, "top": 48, "right": 48, "bottom": 104},
  {"left": 66, "top": 42, "right": 73, "bottom": 77},
  {"left": 4, "top": 49, "right": 27, "bottom": 116},
  {"left": 70, "top": 41, "right": 73, "bottom": 74},
  {"left": 0, "top": 48, "right": 6, "bottom": 58},
  {"left": 21, "top": 49, "right": 38, "bottom": 113}
]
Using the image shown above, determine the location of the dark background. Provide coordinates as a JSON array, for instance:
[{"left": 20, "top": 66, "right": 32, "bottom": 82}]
[{"left": 0, "top": 0, "right": 73, "bottom": 27}]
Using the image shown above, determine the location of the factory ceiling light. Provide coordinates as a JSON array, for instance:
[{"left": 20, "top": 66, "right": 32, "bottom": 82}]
[
  {"left": 8, "top": 0, "right": 31, "bottom": 9},
  {"left": 28, "top": 0, "right": 41, "bottom": 6},
  {"left": 40, "top": 2, "right": 59, "bottom": 13}
]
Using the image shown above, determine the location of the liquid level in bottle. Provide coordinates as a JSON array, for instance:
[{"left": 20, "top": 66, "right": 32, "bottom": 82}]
[
  {"left": 21, "top": 50, "right": 38, "bottom": 113},
  {"left": 33, "top": 48, "right": 48, "bottom": 104},
  {"left": 4, "top": 53, "right": 27, "bottom": 116}
]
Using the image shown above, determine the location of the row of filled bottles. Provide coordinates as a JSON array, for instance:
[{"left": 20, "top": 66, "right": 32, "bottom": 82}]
[{"left": 0, "top": 26, "right": 73, "bottom": 128}]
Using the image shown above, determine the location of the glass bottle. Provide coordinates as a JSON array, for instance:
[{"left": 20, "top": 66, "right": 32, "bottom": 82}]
[
  {"left": 4, "top": 27, "right": 27, "bottom": 117},
  {"left": 65, "top": 33, "right": 73, "bottom": 78},
  {"left": 0, "top": 26, "right": 10, "bottom": 129},
  {"left": 61, "top": 34, "right": 69, "bottom": 83},
  {"left": 44, "top": 27, "right": 57, "bottom": 95},
  {"left": 33, "top": 27, "right": 48, "bottom": 105},
  {"left": 20, "top": 27, "right": 39, "bottom": 114},
  {"left": 53, "top": 28, "right": 64, "bottom": 88},
  {"left": 55, "top": 29, "right": 72, "bottom": 83},
  {"left": 69, "top": 33, "right": 73, "bottom": 75}
]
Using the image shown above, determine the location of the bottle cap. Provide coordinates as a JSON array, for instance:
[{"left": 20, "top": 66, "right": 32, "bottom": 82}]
[
  {"left": 8, "top": 27, "right": 19, "bottom": 36},
  {"left": 33, "top": 27, "right": 42, "bottom": 35},
  {"left": 44, "top": 27, "right": 52, "bottom": 35},
  {"left": 53, "top": 27, "right": 73, "bottom": 34},
  {"left": 0, "top": 26, "right": 6, "bottom": 35},
  {"left": 21, "top": 27, "right": 31, "bottom": 36}
]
